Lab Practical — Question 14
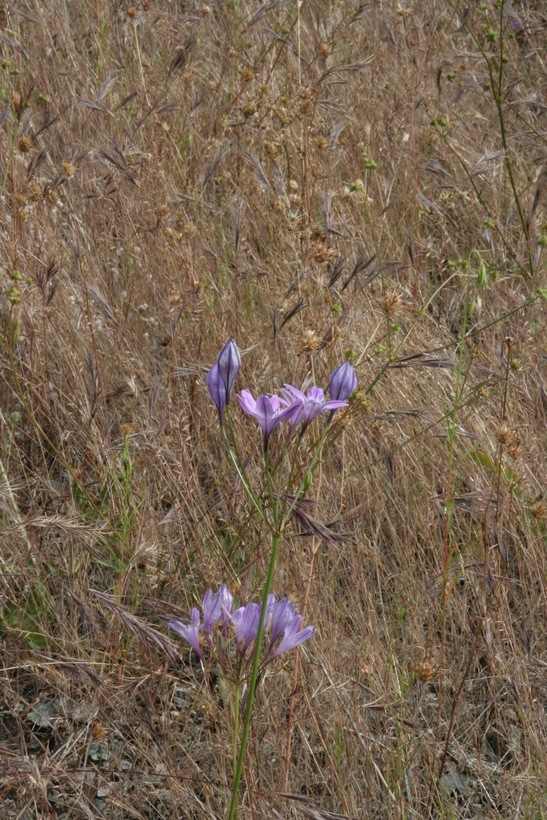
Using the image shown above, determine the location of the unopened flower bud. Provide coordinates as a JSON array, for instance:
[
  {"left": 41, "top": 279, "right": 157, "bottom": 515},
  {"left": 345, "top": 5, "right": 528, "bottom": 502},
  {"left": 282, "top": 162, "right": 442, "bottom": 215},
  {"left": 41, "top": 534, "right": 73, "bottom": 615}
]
[
  {"left": 329, "top": 362, "right": 357, "bottom": 402},
  {"left": 206, "top": 339, "right": 241, "bottom": 421}
]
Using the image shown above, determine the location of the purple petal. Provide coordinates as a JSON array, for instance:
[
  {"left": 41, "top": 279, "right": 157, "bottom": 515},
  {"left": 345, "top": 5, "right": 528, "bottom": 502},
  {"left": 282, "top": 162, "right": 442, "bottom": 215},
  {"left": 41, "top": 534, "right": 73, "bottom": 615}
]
[
  {"left": 207, "top": 340, "right": 241, "bottom": 419},
  {"left": 307, "top": 386, "right": 325, "bottom": 402},
  {"left": 269, "top": 597, "right": 296, "bottom": 644},
  {"left": 206, "top": 363, "right": 226, "bottom": 418},
  {"left": 201, "top": 587, "right": 223, "bottom": 635},
  {"left": 237, "top": 389, "right": 257, "bottom": 415},
  {"left": 217, "top": 339, "right": 241, "bottom": 396},
  {"left": 322, "top": 400, "right": 348, "bottom": 412},
  {"left": 231, "top": 603, "right": 261, "bottom": 652},
  {"left": 270, "top": 615, "right": 316, "bottom": 661},
  {"left": 238, "top": 390, "right": 290, "bottom": 441},
  {"left": 167, "top": 608, "right": 203, "bottom": 660}
]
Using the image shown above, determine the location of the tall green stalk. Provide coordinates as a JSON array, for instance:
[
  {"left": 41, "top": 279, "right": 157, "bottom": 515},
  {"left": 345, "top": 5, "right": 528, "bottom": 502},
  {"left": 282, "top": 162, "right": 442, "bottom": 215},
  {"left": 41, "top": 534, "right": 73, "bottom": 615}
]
[{"left": 228, "top": 530, "right": 281, "bottom": 820}]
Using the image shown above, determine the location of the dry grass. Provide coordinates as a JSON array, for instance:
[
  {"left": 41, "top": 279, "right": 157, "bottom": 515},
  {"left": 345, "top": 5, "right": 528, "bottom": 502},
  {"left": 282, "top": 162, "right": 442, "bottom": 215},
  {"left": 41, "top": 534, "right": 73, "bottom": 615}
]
[{"left": 0, "top": 0, "right": 545, "bottom": 817}]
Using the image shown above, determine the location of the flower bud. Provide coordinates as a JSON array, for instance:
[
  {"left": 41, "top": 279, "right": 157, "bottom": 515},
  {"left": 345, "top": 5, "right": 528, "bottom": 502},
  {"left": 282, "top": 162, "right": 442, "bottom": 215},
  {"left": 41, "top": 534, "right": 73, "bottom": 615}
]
[
  {"left": 329, "top": 362, "right": 357, "bottom": 402},
  {"left": 206, "top": 339, "right": 241, "bottom": 421}
]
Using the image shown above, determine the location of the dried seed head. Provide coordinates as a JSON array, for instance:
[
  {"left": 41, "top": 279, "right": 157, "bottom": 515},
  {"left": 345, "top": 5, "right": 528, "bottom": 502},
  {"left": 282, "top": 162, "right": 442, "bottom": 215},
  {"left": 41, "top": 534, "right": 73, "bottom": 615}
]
[
  {"left": 353, "top": 391, "right": 370, "bottom": 412},
  {"left": 61, "top": 160, "right": 76, "bottom": 177},
  {"left": 412, "top": 658, "right": 439, "bottom": 683},
  {"left": 264, "top": 140, "right": 280, "bottom": 159},
  {"left": 91, "top": 722, "right": 106, "bottom": 741},
  {"left": 508, "top": 441, "right": 521, "bottom": 459},
  {"left": 529, "top": 500, "right": 546, "bottom": 519},
  {"left": 241, "top": 100, "right": 257, "bottom": 118},
  {"left": 313, "top": 241, "right": 334, "bottom": 264},
  {"left": 301, "top": 329, "right": 321, "bottom": 352},
  {"left": 495, "top": 423, "right": 513, "bottom": 445},
  {"left": 163, "top": 227, "right": 182, "bottom": 241},
  {"left": 181, "top": 220, "right": 197, "bottom": 237},
  {"left": 12, "top": 92, "right": 23, "bottom": 115},
  {"left": 381, "top": 290, "right": 406, "bottom": 317},
  {"left": 17, "top": 135, "right": 32, "bottom": 153},
  {"left": 26, "top": 183, "right": 42, "bottom": 202}
]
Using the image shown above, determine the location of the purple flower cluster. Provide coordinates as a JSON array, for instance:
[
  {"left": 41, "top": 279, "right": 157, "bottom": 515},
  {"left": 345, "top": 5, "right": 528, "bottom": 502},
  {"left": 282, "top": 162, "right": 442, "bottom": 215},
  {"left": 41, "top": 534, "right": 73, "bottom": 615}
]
[
  {"left": 206, "top": 340, "right": 357, "bottom": 441},
  {"left": 167, "top": 585, "right": 315, "bottom": 667}
]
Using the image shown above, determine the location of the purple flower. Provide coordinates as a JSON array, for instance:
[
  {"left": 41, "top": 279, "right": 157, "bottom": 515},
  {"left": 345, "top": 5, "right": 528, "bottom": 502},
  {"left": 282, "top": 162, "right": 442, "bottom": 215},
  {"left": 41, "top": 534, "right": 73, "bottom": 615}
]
[
  {"left": 237, "top": 390, "right": 288, "bottom": 442},
  {"left": 219, "top": 584, "right": 233, "bottom": 630},
  {"left": 279, "top": 384, "right": 348, "bottom": 431},
  {"left": 329, "top": 362, "right": 357, "bottom": 402},
  {"left": 231, "top": 603, "right": 261, "bottom": 654},
  {"left": 166, "top": 587, "right": 315, "bottom": 668},
  {"left": 206, "top": 339, "right": 241, "bottom": 420},
  {"left": 167, "top": 608, "right": 203, "bottom": 660},
  {"left": 268, "top": 596, "right": 297, "bottom": 644},
  {"left": 202, "top": 584, "right": 233, "bottom": 635},
  {"left": 268, "top": 612, "right": 316, "bottom": 662}
]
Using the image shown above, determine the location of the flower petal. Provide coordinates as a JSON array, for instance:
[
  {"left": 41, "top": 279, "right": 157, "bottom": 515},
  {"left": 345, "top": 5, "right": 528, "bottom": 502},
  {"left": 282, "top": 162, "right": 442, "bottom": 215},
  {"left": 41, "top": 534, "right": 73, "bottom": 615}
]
[{"left": 167, "top": 608, "right": 203, "bottom": 660}]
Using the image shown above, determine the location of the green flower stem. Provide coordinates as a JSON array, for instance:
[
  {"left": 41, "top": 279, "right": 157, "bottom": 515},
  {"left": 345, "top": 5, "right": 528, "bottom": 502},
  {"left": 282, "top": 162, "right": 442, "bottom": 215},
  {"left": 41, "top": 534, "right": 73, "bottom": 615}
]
[
  {"left": 221, "top": 420, "right": 273, "bottom": 532},
  {"left": 282, "top": 426, "right": 330, "bottom": 527},
  {"left": 228, "top": 530, "right": 281, "bottom": 820},
  {"left": 233, "top": 682, "right": 241, "bottom": 783}
]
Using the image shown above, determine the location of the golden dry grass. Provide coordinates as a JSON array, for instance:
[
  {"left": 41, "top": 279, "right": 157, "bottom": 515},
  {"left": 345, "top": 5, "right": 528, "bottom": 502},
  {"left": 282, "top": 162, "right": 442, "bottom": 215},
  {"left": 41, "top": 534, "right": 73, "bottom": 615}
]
[{"left": 0, "top": 0, "right": 545, "bottom": 817}]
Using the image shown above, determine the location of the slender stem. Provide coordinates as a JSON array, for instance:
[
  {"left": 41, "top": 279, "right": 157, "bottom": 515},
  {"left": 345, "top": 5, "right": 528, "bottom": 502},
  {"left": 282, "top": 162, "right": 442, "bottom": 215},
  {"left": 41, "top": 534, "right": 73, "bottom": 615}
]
[
  {"left": 281, "top": 426, "right": 330, "bottom": 527},
  {"left": 221, "top": 422, "right": 273, "bottom": 531},
  {"left": 233, "top": 682, "right": 240, "bottom": 786},
  {"left": 228, "top": 531, "right": 281, "bottom": 820}
]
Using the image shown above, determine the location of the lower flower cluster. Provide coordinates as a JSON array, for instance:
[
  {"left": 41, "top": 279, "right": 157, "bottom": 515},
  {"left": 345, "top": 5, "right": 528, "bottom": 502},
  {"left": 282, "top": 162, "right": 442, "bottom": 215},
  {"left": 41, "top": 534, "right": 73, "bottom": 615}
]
[{"left": 167, "top": 585, "right": 315, "bottom": 671}]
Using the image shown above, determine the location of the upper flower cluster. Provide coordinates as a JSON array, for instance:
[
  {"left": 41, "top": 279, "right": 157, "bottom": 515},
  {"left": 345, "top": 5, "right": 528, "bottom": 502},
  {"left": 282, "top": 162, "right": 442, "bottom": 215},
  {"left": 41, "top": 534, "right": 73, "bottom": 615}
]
[
  {"left": 167, "top": 584, "right": 315, "bottom": 668},
  {"left": 206, "top": 340, "right": 357, "bottom": 442}
]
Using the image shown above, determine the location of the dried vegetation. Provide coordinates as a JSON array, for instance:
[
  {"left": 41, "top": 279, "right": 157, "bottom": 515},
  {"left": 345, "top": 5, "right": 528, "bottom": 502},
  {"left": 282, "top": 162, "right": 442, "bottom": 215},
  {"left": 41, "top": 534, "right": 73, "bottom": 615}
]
[{"left": 0, "top": 0, "right": 545, "bottom": 817}]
